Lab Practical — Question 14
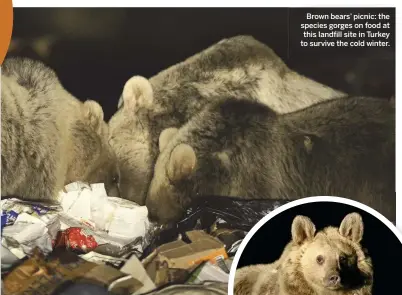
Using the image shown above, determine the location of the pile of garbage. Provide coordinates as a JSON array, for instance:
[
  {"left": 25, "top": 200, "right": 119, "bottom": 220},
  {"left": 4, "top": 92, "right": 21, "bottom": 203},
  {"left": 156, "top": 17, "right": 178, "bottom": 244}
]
[{"left": 1, "top": 182, "right": 285, "bottom": 294}]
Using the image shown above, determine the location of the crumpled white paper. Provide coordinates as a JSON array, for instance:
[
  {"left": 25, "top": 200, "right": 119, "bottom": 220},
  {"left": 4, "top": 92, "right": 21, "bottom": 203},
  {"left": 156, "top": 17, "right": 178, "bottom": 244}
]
[
  {"left": 1, "top": 182, "right": 152, "bottom": 265},
  {"left": 1, "top": 245, "right": 19, "bottom": 266},
  {"left": 1, "top": 205, "right": 60, "bottom": 259},
  {"left": 1, "top": 199, "right": 61, "bottom": 259},
  {"left": 58, "top": 182, "right": 151, "bottom": 244}
]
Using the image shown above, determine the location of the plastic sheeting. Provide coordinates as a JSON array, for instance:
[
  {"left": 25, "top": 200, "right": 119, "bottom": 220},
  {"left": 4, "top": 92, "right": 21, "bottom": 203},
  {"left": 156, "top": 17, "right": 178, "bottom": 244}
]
[{"left": 142, "top": 196, "right": 287, "bottom": 259}]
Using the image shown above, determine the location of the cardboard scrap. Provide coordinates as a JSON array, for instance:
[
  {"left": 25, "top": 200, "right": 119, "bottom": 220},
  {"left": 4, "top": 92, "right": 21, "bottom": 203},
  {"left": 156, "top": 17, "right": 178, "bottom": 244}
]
[
  {"left": 155, "top": 230, "right": 227, "bottom": 269},
  {"left": 79, "top": 251, "right": 127, "bottom": 268},
  {"left": 153, "top": 261, "right": 192, "bottom": 287},
  {"left": 143, "top": 230, "right": 228, "bottom": 287},
  {"left": 120, "top": 254, "right": 156, "bottom": 294}
]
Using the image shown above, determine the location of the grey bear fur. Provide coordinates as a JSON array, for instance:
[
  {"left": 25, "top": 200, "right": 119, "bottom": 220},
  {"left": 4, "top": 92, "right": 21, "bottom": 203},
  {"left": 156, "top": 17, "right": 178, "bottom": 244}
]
[
  {"left": 109, "top": 35, "right": 345, "bottom": 205},
  {"left": 1, "top": 58, "right": 120, "bottom": 201},
  {"left": 146, "top": 97, "right": 395, "bottom": 224}
]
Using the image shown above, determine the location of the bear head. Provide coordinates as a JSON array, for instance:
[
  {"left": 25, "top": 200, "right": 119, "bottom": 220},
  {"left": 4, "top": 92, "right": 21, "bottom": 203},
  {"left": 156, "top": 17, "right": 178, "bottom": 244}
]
[{"left": 285, "top": 213, "right": 373, "bottom": 293}]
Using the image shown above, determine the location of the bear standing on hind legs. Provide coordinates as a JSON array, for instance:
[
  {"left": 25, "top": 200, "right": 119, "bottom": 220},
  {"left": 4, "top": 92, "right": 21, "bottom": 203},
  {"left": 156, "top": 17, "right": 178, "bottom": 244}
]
[
  {"left": 234, "top": 213, "right": 373, "bottom": 295},
  {"left": 1, "top": 58, "right": 121, "bottom": 201}
]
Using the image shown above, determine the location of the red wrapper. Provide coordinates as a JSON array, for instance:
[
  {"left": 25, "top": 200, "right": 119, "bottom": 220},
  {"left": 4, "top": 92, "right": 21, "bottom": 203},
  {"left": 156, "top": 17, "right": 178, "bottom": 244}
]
[{"left": 53, "top": 227, "right": 98, "bottom": 253}]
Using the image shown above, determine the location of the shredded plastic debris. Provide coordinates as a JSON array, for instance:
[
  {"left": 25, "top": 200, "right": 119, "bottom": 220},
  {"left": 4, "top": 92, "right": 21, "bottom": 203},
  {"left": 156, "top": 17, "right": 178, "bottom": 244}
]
[{"left": 1, "top": 184, "right": 284, "bottom": 294}]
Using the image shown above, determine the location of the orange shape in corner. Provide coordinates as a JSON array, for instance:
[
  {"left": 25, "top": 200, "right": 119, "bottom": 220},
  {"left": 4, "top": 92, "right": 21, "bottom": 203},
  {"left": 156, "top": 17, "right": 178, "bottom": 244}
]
[{"left": 0, "top": 0, "right": 13, "bottom": 65}]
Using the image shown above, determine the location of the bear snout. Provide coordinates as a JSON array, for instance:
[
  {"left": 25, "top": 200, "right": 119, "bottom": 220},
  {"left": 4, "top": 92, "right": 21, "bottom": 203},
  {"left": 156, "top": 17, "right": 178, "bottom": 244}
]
[
  {"left": 105, "top": 185, "right": 120, "bottom": 198},
  {"left": 147, "top": 205, "right": 160, "bottom": 223},
  {"left": 147, "top": 203, "right": 184, "bottom": 224},
  {"left": 145, "top": 195, "right": 160, "bottom": 221},
  {"left": 325, "top": 273, "right": 341, "bottom": 288},
  {"left": 329, "top": 275, "right": 340, "bottom": 285},
  {"left": 145, "top": 192, "right": 185, "bottom": 224}
]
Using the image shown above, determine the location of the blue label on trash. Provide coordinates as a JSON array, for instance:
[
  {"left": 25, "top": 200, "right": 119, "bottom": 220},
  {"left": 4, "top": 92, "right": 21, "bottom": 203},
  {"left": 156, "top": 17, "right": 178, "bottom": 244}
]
[
  {"left": 31, "top": 204, "right": 50, "bottom": 215},
  {"left": 1, "top": 210, "right": 19, "bottom": 233}
]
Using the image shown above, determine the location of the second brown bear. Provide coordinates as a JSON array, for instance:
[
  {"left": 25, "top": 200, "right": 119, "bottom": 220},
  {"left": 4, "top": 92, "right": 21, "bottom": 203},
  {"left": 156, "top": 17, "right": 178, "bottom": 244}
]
[{"left": 1, "top": 58, "right": 120, "bottom": 202}]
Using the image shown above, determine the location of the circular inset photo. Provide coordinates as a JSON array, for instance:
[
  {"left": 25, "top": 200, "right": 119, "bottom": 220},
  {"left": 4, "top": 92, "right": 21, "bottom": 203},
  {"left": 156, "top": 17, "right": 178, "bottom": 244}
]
[{"left": 229, "top": 197, "right": 402, "bottom": 295}]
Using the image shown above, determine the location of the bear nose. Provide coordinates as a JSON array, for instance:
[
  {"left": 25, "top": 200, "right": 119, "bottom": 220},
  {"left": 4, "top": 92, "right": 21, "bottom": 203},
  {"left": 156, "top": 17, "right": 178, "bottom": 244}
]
[
  {"left": 147, "top": 206, "right": 159, "bottom": 223},
  {"left": 329, "top": 275, "right": 340, "bottom": 285}
]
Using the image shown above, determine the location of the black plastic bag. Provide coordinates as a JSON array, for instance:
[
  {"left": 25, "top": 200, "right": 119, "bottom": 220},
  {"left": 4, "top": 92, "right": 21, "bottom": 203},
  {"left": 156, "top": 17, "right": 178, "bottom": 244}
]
[{"left": 141, "top": 196, "right": 287, "bottom": 259}]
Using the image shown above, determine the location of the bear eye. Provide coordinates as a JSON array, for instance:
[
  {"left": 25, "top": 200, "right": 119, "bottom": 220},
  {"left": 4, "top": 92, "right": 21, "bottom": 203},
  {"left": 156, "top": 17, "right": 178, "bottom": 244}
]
[
  {"left": 112, "top": 174, "right": 119, "bottom": 184},
  {"left": 339, "top": 255, "right": 347, "bottom": 263},
  {"left": 316, "top": 255, "right": 325, "bottom": 265}
]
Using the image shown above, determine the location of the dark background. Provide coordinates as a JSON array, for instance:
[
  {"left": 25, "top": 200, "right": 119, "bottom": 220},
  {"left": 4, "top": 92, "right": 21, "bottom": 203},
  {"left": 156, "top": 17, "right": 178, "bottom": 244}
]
[
  {"left": 7, "top": 7, "right": 395, "bottom": 121},
  {"left": 237, "top": 202, "right": 402, "bottom": 294}
]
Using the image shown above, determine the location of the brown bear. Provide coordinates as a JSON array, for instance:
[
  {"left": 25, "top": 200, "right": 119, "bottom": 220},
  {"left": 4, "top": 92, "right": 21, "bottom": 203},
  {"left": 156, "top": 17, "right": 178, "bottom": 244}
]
[
  {"left": 234, "top": 213, "right": 373, "bottom": 295},
  {"left": 1, "top": 57, "right": 120, "bottom": 202},
  {"left": 145, "top": 96, "right": 394, "bottom": 224},
  {"left": 108, "top": 35, "right": 345, "bottom": 205}
]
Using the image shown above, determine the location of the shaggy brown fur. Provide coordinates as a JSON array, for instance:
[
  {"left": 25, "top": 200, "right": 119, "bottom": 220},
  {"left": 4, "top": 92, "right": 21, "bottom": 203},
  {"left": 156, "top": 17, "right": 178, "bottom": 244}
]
[
  {"left": 108, "top": 35, "right": 345, "bottom": 205},
  {"left": 1, "top": 58, "right": 120, "bottom": 201}
]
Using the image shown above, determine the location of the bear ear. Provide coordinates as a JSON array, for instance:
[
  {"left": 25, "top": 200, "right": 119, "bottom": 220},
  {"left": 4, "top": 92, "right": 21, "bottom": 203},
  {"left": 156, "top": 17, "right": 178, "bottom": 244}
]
[
  {"left": 159, "top": 128, "right": 179, "bottom": 152},
  {"left": 117, "top": 94, "right": 124, "bottom": 109},
  {"left": 167, "top": 144, "right": 197, "bottom": 183},
  {"left": 83, "top": 100, "right": 105, "bottom": 133},
  {"left": 122, "top": 75, "right": 153, "bottom": 111},
  {"left": 291, "top": 215, "right": 316, "bottom": 245},
  {"left": 339, "top": 213, "right": 364, "bottom": 243}
]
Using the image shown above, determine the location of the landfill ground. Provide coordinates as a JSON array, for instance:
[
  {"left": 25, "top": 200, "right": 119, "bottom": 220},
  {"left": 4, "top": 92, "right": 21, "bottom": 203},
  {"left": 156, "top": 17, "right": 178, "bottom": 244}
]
[{"left": 1, "top": 182, "right": 284, "bottom": 294}]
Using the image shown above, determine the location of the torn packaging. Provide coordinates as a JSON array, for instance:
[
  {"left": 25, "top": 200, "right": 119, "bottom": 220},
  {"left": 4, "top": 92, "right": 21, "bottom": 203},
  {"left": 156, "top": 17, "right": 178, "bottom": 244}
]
[
  {"left": 1, "top": 58, "right": 120, "bottom": 202},
  {"left": 156, "top": 231, "right": 228, "bottom": 269},
  {"left": 120, "top": 254, "right": 156, "bottom": 294},
  {"left": 186, "top": 260, "right": 231, "bottom": 284},
  {"left": 143, "top": 230, "right": 228, "bottom": 286},
  {"left": 146, "top": 96, "right": 395, "bottom": 224},
  {"left": 2, "top": 249, "right": 143, "bottom": 295},
  {"left": 56, "top": 181, "right": 152, "bottom": 255},
  {"left": 58, "top": 182, "right": 151, "bottom": 241},
  {"left": 1, "top": 199, "right": 61, "bottom": 258},
  {"left": 108, "top": 35, "right": 345, "bottom": 205},
  {"left": 141, "top": 196, "right": 284, "bottom": 260},
  {"left": 0, "top": 183, "right": 152, "bottom": 261}
]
